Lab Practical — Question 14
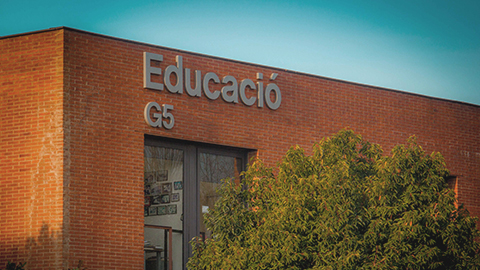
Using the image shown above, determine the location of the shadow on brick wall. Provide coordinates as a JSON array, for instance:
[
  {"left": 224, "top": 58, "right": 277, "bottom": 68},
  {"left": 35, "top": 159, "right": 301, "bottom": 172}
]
[
  {"left": 1, "top": 222, "right": 61, "bottom": 269},
  {"left": 23, "top": 222, "right": 62, "bottom": 270}
]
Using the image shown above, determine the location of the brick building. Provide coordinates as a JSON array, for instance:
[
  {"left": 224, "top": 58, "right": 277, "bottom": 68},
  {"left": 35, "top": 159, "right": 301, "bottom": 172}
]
[{"left": 1, "top": 27, "right": 479, "bottom": 269}]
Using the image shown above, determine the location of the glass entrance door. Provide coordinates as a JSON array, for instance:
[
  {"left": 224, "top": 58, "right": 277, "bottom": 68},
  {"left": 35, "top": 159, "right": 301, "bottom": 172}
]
[
  {"left": 144, "top": 137, "right": 248, "bottom": 269},
  {"left": 198, "top": 151, "right": 243, "bottom": 239},
  {"left": 144, "top": 146, "right": 184, "bottom": 270}
]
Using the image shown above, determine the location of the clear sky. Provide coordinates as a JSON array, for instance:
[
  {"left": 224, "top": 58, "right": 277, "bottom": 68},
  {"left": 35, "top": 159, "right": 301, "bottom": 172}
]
[{"left": 1, "top": 0, "right": 479, "bottom": 105}]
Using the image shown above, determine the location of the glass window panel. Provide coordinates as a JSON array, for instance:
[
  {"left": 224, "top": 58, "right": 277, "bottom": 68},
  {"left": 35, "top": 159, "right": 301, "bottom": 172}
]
[
  {"left": 199, "top": 152, "right": 242, "bottom": 238},
  {"left": 144, "top": 146, "right": 183, "bottom": 270}
]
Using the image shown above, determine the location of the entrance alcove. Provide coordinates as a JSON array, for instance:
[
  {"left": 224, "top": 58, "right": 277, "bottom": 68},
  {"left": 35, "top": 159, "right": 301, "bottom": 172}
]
[{"left": 143, "top": 136, "right": 249, "bottom": 269}]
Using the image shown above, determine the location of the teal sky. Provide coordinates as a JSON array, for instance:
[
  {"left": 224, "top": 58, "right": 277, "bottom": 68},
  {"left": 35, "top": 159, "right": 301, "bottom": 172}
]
[{"left": 1, "top": 0, "right": 479, "bottom": 105}]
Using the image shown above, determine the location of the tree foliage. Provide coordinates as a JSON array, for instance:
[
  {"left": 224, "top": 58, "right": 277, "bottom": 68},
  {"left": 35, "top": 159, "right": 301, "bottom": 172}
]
[{"left": 187, "top": 130, "right": 480, "bottom": 269}]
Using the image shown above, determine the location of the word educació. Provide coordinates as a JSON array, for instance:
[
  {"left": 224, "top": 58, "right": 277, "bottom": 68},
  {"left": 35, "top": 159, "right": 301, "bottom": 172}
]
[{"left": 143, "top": 52, "right": 282, "bottom": 129}]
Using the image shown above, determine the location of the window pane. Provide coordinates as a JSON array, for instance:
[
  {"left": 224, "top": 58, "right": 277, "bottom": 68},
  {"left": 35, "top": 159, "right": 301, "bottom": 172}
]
[
  {"left": 199, "top": 152, "right": 242, "bottom": 238},
  {"left": 144, "top": 146, "right": 183, "bottom": 270}
]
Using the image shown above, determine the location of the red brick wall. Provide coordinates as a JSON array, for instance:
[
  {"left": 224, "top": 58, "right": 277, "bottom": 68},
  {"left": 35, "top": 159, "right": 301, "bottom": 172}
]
[
  {"left": 2, "top": 27, "right": 480, "bottom": 269},
  {"left": 64, "top": 29, "right": 480, "bottom": 269},
  {"left": 0, "top": 30, "right": 65, "bottom": 269},
  {"left": 63, "top": 30, "right": 146, "bottom": 269}
]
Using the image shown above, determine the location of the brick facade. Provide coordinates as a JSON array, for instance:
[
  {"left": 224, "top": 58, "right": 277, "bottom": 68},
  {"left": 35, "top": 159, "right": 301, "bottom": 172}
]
[
  {"left": 1, "top": 30, "right": 65, "bottom": 269},
  {"left": 1, "top": 27, "right": 479, "bottom": 269}
]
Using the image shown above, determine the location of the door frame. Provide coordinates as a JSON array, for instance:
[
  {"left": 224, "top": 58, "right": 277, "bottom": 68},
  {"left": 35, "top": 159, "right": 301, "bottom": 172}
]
[{"left": 144, "top": 135, "right": 251, "bottom": 268}]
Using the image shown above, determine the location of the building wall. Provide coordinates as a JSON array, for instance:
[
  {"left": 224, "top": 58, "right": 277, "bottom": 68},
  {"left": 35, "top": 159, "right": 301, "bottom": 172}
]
[
  {"left": 1, "top": 28, "right": 479, "bottom": 269},
  {"left": 0, "top": 30, "right": 65, "bottom": 269},
  {"left": 64, "top": 28, "right": 480, "bottom": 269},
  {"left": 63, "top": 29, "right": 146, "bottom": 269}
]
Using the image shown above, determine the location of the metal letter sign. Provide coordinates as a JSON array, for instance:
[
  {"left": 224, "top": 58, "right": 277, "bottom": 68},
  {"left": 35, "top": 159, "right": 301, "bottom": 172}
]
[{"left": 143, "top": 52, "right": 282, "bottom": 129}]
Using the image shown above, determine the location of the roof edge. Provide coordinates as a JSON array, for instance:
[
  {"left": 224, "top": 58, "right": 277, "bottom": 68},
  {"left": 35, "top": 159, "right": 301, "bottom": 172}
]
[
  {"left": 0, "top": 26, "right": 66, "bottom": 39},
  {"left": 2, "top": 26, "right": 479, "bottom": 108}
]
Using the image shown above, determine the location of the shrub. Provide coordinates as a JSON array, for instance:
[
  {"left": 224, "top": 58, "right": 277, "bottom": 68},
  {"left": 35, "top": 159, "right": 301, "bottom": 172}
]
[{"left": 188, "top": 130, "right": 480, "bottom": 269}]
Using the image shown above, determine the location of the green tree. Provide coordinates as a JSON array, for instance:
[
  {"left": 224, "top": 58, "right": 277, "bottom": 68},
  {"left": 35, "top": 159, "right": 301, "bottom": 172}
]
[{"left": 187, "top": 130, "right": 480, "bottom": 269}]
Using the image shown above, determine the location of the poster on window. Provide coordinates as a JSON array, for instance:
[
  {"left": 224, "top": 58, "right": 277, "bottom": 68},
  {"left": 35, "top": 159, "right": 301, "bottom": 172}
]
[
  {"left": 156, "top": 170, "right": 168, "bottom": 182},
  {"left": 145, "top": 170, "right": 169, "bottom": 196}
]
